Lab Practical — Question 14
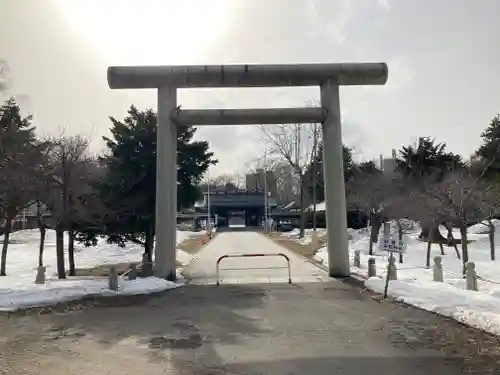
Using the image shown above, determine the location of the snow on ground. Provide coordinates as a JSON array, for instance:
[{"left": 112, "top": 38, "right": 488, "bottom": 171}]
[
  {"left": 282, "top": 227, "right": 328, "bottom": 239},
  {"left": 0, "top": 229, "right": 206, "bottom": 311},
  {"left": 0, "top": 277, "right": 182, "bottom": 312},
  {"left": 284, "top": 221, "right": 500, "bottom": 336}
]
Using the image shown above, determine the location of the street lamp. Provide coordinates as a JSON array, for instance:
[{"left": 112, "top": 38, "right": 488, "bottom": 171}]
[
  {"left": 264, "top": 149, "right": 270, "bottom": 232},
  {"left": 312, "top": 123, "right": 320, "bottom": 231},
  {"left": 207, "top": 168, "right": 212, "bottom": 238}
]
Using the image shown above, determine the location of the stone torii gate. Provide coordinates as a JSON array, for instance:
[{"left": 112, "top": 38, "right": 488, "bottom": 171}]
[{"left": 107, "top": 63, "right": 388, "bottom": 280}]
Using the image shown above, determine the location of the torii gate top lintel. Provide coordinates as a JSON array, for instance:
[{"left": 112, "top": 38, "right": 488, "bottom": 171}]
[{"left": 107, "top": 62, "right": 388, "bottom": 90}]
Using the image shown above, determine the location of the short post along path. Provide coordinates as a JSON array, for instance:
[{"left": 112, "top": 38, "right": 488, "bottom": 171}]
[{"left": 183, "top": 232, "right": 330, "bottom": 285}]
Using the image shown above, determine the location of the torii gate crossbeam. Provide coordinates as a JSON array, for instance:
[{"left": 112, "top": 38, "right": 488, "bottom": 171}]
[{"left": 107, "top": 63, "right": 388, "bottom": 281}]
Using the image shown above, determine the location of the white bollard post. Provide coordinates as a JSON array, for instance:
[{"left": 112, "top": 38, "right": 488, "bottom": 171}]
[
  {"left": 387, "top": 256, "right": 398, "bottom": 281},
  {"left": 354, "top": 251, "right": 361, "bottom": 268},
  {"left": 368, "top": 257, "right": 376, "bottom": 277},
  {"left": 465, "top": 262, "right": 478, "bottom": 291},
  {"left": 433, "top": 256, "right": 443, "bottom": 282}
]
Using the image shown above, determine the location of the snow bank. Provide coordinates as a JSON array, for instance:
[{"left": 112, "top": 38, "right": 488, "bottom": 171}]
[
  {"left": 281, "top": 228, "right": 328, "bottom": 247},
  {"left": 308, "top": 222, "right": 500, "bottom": 336},
  {"left": 0, "top": 229, "right": 204, "bottom": 311},
  {"left": 468, "top": 219, "right": 500, "bottom": 235},
  {"left": 366, "top": 278, "right": 500, "bottom": 336},
  {"left": 0, "top": 277, "right": 181, "bottom": 312}
]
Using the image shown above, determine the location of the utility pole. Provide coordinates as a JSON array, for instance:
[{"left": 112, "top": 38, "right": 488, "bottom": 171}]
[
  {"left": 312, "top": 123, "right": 318, "bottom": 231},
  {"left": 207, "top": 168, "right": 212, "bottom": 238},
  {"left": 264, "top": 149, "right": 268, "bottom": 232},
  {"left": 267, "top": 191, "right": 272, "bottom": 231}
]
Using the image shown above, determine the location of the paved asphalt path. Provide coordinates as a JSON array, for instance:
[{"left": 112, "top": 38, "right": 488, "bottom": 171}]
[{"left": 183, "top": 231, "right": 329, "bottom": 285}]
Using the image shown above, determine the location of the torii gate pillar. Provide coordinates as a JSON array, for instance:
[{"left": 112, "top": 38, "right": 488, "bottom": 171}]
[{"left": 107, "top": 63, "right": 388, "bottom": 280}]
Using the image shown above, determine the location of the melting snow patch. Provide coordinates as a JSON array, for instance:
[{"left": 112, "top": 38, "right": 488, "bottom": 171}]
[
  {"left": 289, "top": 222, "right": 500, "bottom": 337},
  {"left": 0, "top": 277, "right": 181, "bottom": 312},
  {"left": 0, "top": 229, "right": 203, "bottom": 311}
]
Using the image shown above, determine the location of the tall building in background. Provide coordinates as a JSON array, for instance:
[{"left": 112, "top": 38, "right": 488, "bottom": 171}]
[
  {"left": 380, "top": 149, "right": 397, "bottom": 174},
  {"left": 246, "top": 168, "right": 277, "bottom": 196}
]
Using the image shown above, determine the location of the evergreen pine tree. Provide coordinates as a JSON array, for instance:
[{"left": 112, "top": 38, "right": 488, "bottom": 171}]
[
  {"left": 476, "top": 114, "right": 500, "bottom": 177},
  {"left": 396, "top": 136, "right": 464, "bottom": 181},
  {"left": 0, "top": 98, "right": 40, "bottom": 275},
  {"left": 305, "top": 142, "right": 355, "bottom": 203},
  {"left": 95, "top": 105, "right": 216, "bottom": 259}
]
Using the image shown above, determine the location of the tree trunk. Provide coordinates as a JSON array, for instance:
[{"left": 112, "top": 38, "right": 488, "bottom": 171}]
[
  {"left": 144, "top": 223, "right": 154, "bottom": 263},
  {"left": 0, "top": 219, "right": 12, "bottom": 276},
  {"left": 425, "top": 224, "right": 434, "bottom": 268},
  {"left": 38, "top": 221, "right": 46, "bottom": 267},
  {"left": 459, "top": 225, "right": 469, "bottom": 275},
  {"left": 444, "top": 224, "right": 461, "bottom": 260},
  {"left": 489, "top": 221, "right": 495, "bottom": 261},
  {"left": 370, "top": 214, "right": 381, "bottom": 243},
  {"left": 440, "top": 224, "right": 449, "bottom": 254},
  {"left": 68, "top": 230, "right": 75, "bottom": 276},
  {"left": 445, "top": 224, "right": 453, "bottom": 247},
  {"left": 452, "top": 241, "right": 461, "bottom": 260},
  {"left": 56, "top": 227, "right": 66, "bottom": 279},
  {"left": 298, "top": 176, "right": 306, "bottom": 238},
  {"left": 397, "top": 219, "right": 404, "bottom": 263},
  {"left": 420, "top": 224, "right": 431, "bottom": 240},
  {"left": 420, "top": 222, "right": 447, "bottom": 243},
  {"left": 368, "top": 213, "right": 381, "bottom": 255}
]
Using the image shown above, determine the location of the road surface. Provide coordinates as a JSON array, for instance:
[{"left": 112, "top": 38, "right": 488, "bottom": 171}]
[
  {"left": 183, "top": 231, "right": 328, "bottom": 285},
  {"left": 1, "top": 232, "right": 498, "bottom": 374}
]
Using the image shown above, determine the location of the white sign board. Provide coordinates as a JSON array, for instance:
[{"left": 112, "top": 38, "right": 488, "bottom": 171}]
[{"left": 379, "top": 236, "right": 406, "bottom": 253}]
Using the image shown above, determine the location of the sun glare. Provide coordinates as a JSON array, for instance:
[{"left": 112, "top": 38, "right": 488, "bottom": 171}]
[{"left": 57, "top": 0, "right": 232, "bottom": 65}]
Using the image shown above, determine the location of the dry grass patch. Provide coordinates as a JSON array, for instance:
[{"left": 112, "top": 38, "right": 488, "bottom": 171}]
[
  {"left": 73, "top": 233, "right": 215, "bottom": 277},
  {"left": 73, "top": 262, "right": 138, "bottom": 277},
  {"left": 267, "top": 232, "right": 326, "bottom": 258},
  {"left": 177, "top": 233, "right": 215, "bottom": 255}
]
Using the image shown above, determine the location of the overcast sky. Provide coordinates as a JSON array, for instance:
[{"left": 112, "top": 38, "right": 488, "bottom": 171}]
[{"left": 1, "top": 0, "right": 499, "bottom": 175}]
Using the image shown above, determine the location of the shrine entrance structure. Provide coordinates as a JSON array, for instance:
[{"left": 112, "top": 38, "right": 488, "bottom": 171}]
[{"left": 107, "top": 63, "right": 388, "bottom": 280}]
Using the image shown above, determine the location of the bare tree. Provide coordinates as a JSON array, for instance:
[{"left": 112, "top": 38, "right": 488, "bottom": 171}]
[
  {"left": 383, "top": 183, "right": 420, "bottom": 263},
  {"left": 0, "top": 146, "right": 44, "bottom": 275},
  {"left": 347, "top": 171, "right": 394, "bottom": 255},
  {"left": 44, "top": 135, "right": 92, "bottom": 278},
  {"left": 0, "top": 98, "right": 43, "bottom": 276},
  {"left": 34, "top": 201, "right": 50, "bottom": 267},
  {"left": 274, "top": 162, "right": 301, "bottom": 205},
  {"left": 28, "top": 143, "right": 58, "bottom": 268},
  {"left": 407, "top": 188, "right": 452, "bottom": 268},
  {"left": 259, "top": 123, "right": 321, "bottom": 237},
  {"left": 421, "top": 172, "right": 484, "bottom": 272},
  {"left": 472, "top": 181, "right": 500, "bottom": 261},
  {"left": 247, "top": 156, "right": 300, "bottom": 205}
]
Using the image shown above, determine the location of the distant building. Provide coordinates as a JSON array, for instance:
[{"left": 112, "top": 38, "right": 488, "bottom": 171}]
[
  {"left": 245, "top": 169, "right": 277, "bottom": 196},
  {"left": 380, "top": 149, "right": 397, "bottom": 174},
  {"left": 282, "top": 200, "right": 301, "bottom": 212}
]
